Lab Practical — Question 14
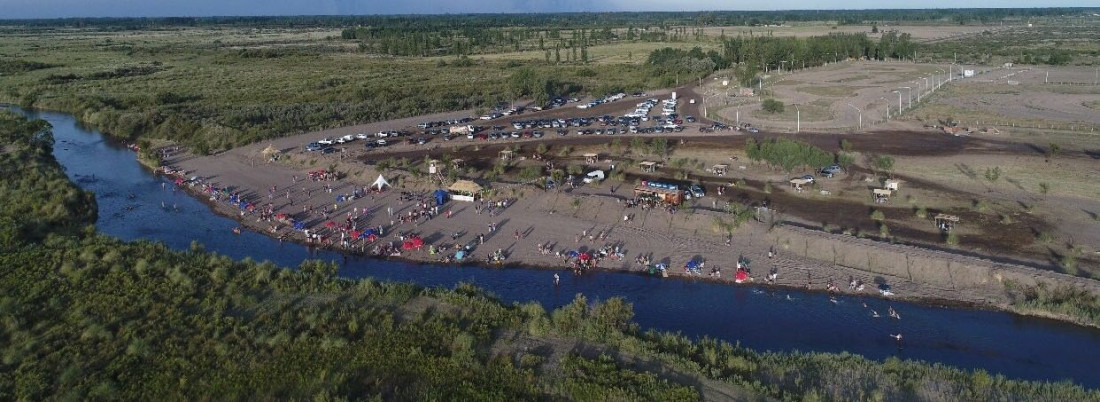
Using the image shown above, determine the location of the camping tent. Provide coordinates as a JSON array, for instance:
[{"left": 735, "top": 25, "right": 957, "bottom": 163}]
[
  {"left": 434, "top": 189, "right": 449, "bottom": 206},
  {"left": 371, "top": 174, "right": 391, "bottom": 190}
]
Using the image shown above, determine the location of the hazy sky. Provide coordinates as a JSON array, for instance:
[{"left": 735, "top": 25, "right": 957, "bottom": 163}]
[{"left": 4, "top": 0, "right": 1094, "bottom": 19}]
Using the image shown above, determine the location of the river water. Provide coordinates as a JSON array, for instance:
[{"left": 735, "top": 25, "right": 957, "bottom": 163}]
[{"left": 21, "top": 107, "right": 1100, "bottom": 388}]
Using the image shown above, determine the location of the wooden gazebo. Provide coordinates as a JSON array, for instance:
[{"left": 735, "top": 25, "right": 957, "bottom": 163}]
[
  {"left": 712, "top": 164, "right": 729, "bottom": 176},
  {"left": 499, "top": 150, "right": 514, "bottom": 161},
  {"left": 639, "top": 161, "right": 658, "bottom": 173},
  {"left": 584, "top": 153, "right": 599, "bottom": 164},
  {"left": 934, "top": 214, "right": 959, "bottom": 232},
  {"left": 872, "top": 188, "right": 892, "bottom": 203}
]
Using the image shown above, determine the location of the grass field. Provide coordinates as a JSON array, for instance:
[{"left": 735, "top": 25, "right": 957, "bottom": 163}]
[{"left": 0, "top": 27, "right": 677, "bottom": 150}]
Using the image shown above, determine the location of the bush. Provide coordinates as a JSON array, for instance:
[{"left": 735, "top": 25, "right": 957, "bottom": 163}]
[{"left": 762, "top": 98, "right": 785, "bottom": 114}]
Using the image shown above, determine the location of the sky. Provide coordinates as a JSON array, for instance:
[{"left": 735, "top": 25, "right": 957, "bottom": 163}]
[{"left": 3, "top": 0, "right": 1094, "bottom": 19}]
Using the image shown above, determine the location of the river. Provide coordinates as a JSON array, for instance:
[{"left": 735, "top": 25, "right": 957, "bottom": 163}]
[{"left": 19, "top": 107, "right": 1100, "bottom": 388}]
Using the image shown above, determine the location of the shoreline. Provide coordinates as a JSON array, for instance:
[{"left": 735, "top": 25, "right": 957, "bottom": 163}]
[{"left": 162, "top": 165, "right": 1098, "bottom": 329}]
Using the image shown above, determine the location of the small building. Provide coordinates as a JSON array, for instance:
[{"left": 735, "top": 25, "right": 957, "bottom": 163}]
[
  {"left": 639, "top": 161, "right": 659, "bottom": 173},
  {"left": 789, "top": 178, "right": 812, "bottom": 192},
  {"left": 448, "top": 180, "right": 483, "bottom": 202},
  {"left": 872, "top": 188, "right": 892, "bottom": 203},
  {"left": 584, "top": 153, "right": 599, "bottom": 164},
  {"left": 499, "top": 149, "right": 514, "bottom": 161},
  {"left": 712, "top": 164, "right": 729, "bottom": 176},
  {"left": 884, "top": 179, "right": 901, "bottom": 191},
  {"left": 934, "top": 214, "right": 959, "bottom": 232},
  {"left": 428, "top": 159, "right": 441, "bottom": 174}
]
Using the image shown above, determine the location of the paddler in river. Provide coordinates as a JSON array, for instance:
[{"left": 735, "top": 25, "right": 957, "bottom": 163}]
[
  {"left": 888, "top": 306, "right": 901, "bottom": 320},
  {"left": 232, "top": 227, "right": 241, "bottom": 235},
  {"left": 553, "top": 273, "right": 560, "bottom": 286}
]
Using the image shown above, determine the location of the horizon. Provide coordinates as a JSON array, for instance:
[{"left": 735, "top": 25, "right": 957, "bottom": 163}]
[{"left": 3, "top": 1, "right": 1097, "bottom": 20}]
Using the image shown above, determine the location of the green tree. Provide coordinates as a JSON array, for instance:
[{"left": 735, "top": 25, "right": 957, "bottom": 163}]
[
  {"left": 762, "top": 98, "right": 785, "bottom": 114},
  {"left": 873, "top": 155, "right": 895, "bottom": 178}
]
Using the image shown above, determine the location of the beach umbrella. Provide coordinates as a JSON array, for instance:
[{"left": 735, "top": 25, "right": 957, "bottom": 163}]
[
  {"left": 325, "top": 221, "right": 336, "bottom": 228},
  {"left": 579, "top": 253, "right": 591, "bottom": 261},
  {"left": 567, "top": 250, "right": 580, "bottom": 258},
  {"left": 410, "top": 236, "right": 424, "bottom": 248},
  {"left": 293, "top": 222, "right": 305, "bottom": 230},
  {"left": 686, "top": 260, "right": 701, "bottom": 269},
  {"left": 351, "top": 230, "right": 362, "bottom": 239},
  {"left": 364, "top": 228, "right": 376, "bottom": 236}
]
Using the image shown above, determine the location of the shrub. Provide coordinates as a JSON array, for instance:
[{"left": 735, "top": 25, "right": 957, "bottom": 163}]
[{"left": 762, "top": 98, "right": 785, "bottom": 113}]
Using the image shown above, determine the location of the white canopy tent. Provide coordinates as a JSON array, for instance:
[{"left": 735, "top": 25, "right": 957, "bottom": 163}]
[{"left": 371, "top": 174, "right": 391, "bottom": 190}]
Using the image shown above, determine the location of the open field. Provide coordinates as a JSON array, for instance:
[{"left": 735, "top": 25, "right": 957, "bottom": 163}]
[{"left": 707, "top": 61, "right": 953, "bottom": 131}]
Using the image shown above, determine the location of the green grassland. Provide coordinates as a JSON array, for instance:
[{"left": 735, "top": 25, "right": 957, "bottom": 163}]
[{"left": 0, "top": 28, "right": 662, "bottom": 152}]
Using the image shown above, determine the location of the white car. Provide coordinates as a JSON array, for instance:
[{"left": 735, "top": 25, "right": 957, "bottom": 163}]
[
  {"left": 583, "top": 170, "right": 606, "bottom": 184},
  {"left": 355, "top": 133, "right": 369, "bottom": 140},
  {"left": 317, "top": 138, "right": 334, "bottom": 145}
]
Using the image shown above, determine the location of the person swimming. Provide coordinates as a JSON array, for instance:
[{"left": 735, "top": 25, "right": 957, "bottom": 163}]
[
  {"left": 553, "top": 273, "right": 560, "bottom": 286},
  {"left": 890, "top": 333, "right": 903, "bottom": 341},
  {"left": 871, "top": 310, "right": 880, "bottom": 318},
  {"left": 888, "top": 307, "right": 901, "bottom": 320}
]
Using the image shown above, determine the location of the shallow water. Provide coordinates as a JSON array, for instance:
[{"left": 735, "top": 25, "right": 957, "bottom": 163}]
[{"left": 20, "top": 107, "right": 1100, "bottom": 388}]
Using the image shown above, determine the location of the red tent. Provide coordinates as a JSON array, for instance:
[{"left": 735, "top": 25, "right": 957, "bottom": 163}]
[
  {"left": 351, "top": 230, "right": 362, "bottom": 239},
  {"left": 276, "top": 213, "right": 288, "bottom": 220},
  {"left": 735, "top": 268, "right": 749, "bottom": 283},
  {"left": 325, "top": 221, "right": 336, "bottom": 228},
  {"left": 579, "top": 253, "right": 591, "bottom": 261},
  {"left": 409, "top": 236, "right": 424, "bottom": 249},
  {"left": 401, "top": 241, "right": 414, "bottom": 250}
]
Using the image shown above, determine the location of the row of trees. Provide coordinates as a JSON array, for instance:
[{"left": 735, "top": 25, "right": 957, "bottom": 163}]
[
  {"left": 643, "top": 32, "right": 917, "bottom": 88},
  {"left": 8, "top": 8, "right": 1089, "bottom": 30}
]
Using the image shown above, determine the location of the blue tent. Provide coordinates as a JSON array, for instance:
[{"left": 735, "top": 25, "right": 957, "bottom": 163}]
[
  {"left": 455, "top": 250, "right": 466, "bottom": 260},
  {"left": 293, "top": 221, "right": 306, "bottom": 230},
  {"left": 567, "top": 250, "right": 580, "bottom": 258},
  {"left": 685, "top": 260, "right": 702, "bottom": 269},
  {"left": 434, "top": 189, "right": 449, "bottom": 206}
]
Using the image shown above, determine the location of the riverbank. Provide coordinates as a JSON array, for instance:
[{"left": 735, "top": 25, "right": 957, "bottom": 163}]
[{"left": 157, "top": 138, "right": 1100, "bottom": 328}]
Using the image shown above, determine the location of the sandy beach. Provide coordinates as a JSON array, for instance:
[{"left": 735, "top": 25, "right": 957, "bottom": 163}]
[{"left": 159, "top": 126, "right": 1100, "bottom": 321}]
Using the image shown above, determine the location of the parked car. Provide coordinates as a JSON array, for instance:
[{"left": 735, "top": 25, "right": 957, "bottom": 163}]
[
  {"left": 341, "top": 134, "right": 356, "bottom": 142},
  {"left": 376, "top": 139, "right": 387, "bottom": 146},
  {"left": 820, "top": 165, "right": 842, "bottom": 178},
  {"left": 800, "top": 174, "right": 815, "bottom": 184},
  {"left": 305, "top": 142, "right": 323, "bottom": 152},
  {"left": 583, "top": 170, "right": 606, "bottom": 184},
  {"left": 320, "top": 147, "right": 337, "bottom": 154},
  {"left": 688, "top": 185, "right": 705, "bottom": 198},
  {"left": 355, "top": 133, "right": 369, "bottom": 140},
  {"left": 317, "top": 138, "right": 334, "bottom": 145}
]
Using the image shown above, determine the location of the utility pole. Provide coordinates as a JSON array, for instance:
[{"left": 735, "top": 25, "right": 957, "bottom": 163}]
[
  {"left": 1045, "top": 71, "right": 1049, "bottom": 84},
  {"left": 796, "top": 106, "right": 800, "bottom": 133},
  {"left": 847, "top": 103, "right": 862, "bottom": 130}
]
